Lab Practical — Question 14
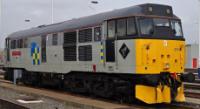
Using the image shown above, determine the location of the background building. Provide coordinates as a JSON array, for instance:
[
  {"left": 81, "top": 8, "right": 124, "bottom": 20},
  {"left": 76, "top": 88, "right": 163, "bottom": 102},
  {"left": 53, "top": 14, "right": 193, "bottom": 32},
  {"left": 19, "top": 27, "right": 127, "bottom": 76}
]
[{"left": 185, "top": 44, "right": 199, "bottom": 69}]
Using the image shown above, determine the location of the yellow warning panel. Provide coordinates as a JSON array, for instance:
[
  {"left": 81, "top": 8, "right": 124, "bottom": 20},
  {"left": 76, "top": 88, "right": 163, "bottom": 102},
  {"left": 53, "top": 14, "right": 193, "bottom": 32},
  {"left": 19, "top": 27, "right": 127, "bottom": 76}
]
[
  {"left": 135, "top": 85, "right": 171, "bottom": 104},
  {"left": 135, "top": 39, "right": 185, "bottom": 74},
  {"left": 175, "top": 84, "right": 185, "bottom": 102}
]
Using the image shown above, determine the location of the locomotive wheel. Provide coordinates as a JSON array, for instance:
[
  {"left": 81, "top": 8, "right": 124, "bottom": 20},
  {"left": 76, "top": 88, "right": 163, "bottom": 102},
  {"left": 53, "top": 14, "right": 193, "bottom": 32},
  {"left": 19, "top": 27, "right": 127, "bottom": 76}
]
[
  {"left": 91, "top": 77, "right": 114, "bottom": 98},
  {"left": 63, "top": 73, "right": 115, "bottom": 98},
  {"left": 20, "top": 71, "right": 136, "bottom": 103},
  {"left": 64, "top": 75, "right": 88, "bottom": 93}
]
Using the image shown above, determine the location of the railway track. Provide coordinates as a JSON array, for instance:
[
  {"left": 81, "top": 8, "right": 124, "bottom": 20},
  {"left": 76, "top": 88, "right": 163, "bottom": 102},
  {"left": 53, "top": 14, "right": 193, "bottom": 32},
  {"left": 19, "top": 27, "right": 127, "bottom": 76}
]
[
  {"left": 185, "top": 92, "right": 200, "bottom": 99},
  {"left": 0, "top": 77, "right": 199, "bottom": 109},
  {"left": 184, "top": 82, "right": 200, "bottom": 100},
  {"left": 184, "top": 82, "right": 200, "bottom": 90},
  {"left": 194, "top": 79, "right": 200, "bottom": 83}
]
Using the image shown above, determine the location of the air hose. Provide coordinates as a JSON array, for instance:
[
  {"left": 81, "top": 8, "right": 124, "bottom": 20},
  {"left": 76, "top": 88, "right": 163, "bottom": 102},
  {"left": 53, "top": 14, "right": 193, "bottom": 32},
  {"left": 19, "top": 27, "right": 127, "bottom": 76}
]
[{"left": 158, "top": 72, "right": 181, "bottom": 100}]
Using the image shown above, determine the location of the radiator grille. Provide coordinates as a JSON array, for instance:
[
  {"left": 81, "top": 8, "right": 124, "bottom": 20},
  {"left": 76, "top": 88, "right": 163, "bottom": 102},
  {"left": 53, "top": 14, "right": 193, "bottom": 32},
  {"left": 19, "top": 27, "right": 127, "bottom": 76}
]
[
  {"left": 63, "top": 31, "right": 77, "bottom": 61},
  {"left": 78, "top": 45, "right": 92, "bottom": 61},
  {"left": 64, "top": 32, "right": 77, "bottom": 44},
  {"left": 79, "top": 29, "right": 92, "bottom": 43},
  {"left": 64, "top": 46, "right": 77, "bottom": 61}
]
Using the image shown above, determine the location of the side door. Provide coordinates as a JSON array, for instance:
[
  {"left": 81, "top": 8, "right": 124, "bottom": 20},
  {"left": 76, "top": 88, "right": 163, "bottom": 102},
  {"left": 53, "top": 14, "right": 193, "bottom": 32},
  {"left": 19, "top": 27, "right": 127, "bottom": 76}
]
[
  {"left": 41, "top": 35, "right": 47, "bottom": 63},
  {"left": 105, "top": 20, "right": 117, "bottom": 72},
  {"left": 5, "top": 38, "right": 10, "bottom": 62}
]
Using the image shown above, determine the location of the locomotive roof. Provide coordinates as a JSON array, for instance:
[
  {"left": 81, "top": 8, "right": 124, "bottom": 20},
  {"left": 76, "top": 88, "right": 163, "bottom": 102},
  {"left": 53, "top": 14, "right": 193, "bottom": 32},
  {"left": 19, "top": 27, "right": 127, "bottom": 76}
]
[{"left": 7, "top": 3, "right": 179, "bottom": 39}]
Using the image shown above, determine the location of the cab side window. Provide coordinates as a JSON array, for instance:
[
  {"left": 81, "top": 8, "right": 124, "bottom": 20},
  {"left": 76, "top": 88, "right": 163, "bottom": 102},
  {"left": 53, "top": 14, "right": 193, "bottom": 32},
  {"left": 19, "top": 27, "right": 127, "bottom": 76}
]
[
  {"left": 107, "top": 17, "right": 137, "bottom": 39},
  {"left": 94, "top": 27, "right": 101, "bottom": 41},
  {"left": 117, "top": 19, "right": 126, "bottom": 37},
  {"left": 127, "top": 18, "right": 137, "bottom": 36},
  {"left": 108, "top": 20, "right": 115, "bottom": 38}
]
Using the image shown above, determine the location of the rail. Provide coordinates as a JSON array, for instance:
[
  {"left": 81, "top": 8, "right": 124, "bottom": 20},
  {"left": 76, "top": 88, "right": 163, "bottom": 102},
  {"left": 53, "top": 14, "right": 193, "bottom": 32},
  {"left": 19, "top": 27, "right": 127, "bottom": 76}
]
[
  {"left": 0, "top": 99, "right": 29, "bottom": 109},
  {"left": 0, "top": 77, "right": 199, "bottom": 109}
]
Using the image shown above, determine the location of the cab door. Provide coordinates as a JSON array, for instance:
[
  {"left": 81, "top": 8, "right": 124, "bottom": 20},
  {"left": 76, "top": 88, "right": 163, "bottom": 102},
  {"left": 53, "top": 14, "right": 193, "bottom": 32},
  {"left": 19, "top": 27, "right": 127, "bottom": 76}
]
[
  {"left": 106, "top": 40, "right": 115, "bottom": 62},
  {"left": 105, "top": 20, "right": 118, "bottom": 72},
  {"left": 41, "top": 35, "right": 47, "bottom": 63},
  {"left": 105, "top": 18, "right": 131, "bottom": 72}
]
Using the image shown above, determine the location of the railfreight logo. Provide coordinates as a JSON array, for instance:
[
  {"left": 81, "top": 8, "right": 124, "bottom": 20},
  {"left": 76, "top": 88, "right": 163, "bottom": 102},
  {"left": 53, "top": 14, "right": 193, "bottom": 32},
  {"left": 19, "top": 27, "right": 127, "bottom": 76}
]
[
  {"left": 31, "top": 42, "right": 40, "bottom": 65},
  {"left": 119, "top": 43, "right": 130, "bottom": 59}
]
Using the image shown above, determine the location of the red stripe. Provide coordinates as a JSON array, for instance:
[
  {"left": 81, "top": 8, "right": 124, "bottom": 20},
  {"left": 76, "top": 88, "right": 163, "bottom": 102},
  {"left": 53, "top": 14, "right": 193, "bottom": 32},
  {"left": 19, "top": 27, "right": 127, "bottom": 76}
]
[{"left": 12, "top": 51, "right": 21, "bottom": 56}]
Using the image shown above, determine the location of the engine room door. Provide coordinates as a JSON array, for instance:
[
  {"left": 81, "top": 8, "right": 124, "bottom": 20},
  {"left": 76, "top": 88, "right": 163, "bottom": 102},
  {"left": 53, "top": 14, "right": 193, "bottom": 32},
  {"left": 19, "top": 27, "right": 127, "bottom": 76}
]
[
  {"left": 41, "top": 35, "right": 47, "bottom": 63},
  {"left": 6, "top": 38, "right": 10, "bottom": 62}
]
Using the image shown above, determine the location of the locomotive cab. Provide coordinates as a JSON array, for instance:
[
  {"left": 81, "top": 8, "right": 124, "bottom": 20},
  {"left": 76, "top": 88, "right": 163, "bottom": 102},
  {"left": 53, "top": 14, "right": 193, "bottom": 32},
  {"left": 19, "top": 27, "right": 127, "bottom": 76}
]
[{"left": 101, "top": 4, "right": 185, "bottom": 104}]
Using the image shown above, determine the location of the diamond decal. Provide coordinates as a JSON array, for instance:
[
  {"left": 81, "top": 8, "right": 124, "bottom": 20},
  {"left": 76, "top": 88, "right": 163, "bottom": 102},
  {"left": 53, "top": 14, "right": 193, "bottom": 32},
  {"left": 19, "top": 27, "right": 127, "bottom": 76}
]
[{"left": 119, "top": 43, "right": 130, "bottom": 59}]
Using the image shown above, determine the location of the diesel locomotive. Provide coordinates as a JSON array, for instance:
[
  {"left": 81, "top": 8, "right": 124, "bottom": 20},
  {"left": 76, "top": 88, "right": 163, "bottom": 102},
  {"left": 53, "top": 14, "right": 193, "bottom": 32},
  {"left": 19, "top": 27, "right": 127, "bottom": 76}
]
[{"left": 3, "top": 3, "right": 186, "bottom": 104}]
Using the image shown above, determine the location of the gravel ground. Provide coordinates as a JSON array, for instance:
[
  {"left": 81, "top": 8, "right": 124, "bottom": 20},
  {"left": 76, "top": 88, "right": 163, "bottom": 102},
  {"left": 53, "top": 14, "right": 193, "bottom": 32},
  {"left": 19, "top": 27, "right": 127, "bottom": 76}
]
[
  {"left": 1, "top": 81, "right": 200, "bottom": 109},
  {"left": 0, "top": 82, "right": 126, "bottom": 109},
  {"left": 0, "top": 86, "right": 94, "bottom": 109}
]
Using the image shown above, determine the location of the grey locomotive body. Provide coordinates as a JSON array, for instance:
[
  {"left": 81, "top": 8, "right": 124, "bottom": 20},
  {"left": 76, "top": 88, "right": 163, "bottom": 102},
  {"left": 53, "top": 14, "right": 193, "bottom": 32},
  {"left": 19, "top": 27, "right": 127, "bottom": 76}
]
[{"left": 3, "top": 4, "right": 186, "bottom": 104}]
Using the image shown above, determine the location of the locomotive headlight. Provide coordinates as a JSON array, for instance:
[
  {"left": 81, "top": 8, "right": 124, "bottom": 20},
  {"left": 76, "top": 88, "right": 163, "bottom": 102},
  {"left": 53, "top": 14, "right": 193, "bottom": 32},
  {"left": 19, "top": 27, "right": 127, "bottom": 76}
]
[
  {"left": 163, "top": 63, "right": 170, "bottom": 70},
  {"left": 165, "top": 63, "right": 170, "bottom": 68}
]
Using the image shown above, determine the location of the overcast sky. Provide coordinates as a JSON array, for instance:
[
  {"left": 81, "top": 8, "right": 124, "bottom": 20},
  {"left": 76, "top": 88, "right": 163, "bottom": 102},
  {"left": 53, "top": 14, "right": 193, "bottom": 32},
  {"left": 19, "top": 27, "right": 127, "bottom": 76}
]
[{"left": 0, "top": 0, "right": 199, "bottom": 48}]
